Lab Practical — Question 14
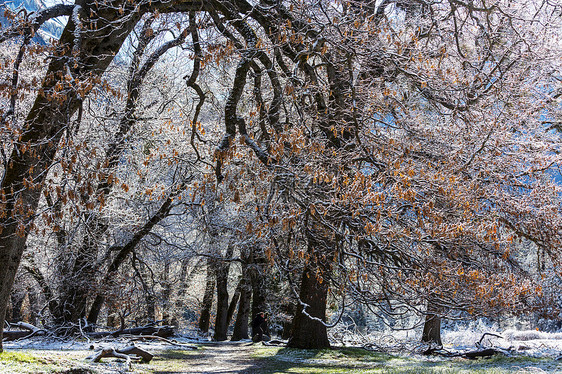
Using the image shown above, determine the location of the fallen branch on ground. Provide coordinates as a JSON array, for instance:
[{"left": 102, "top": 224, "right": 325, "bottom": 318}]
[
  {"left": 91, "top": 347, "right": 137, "bottom": 370},
  {"left": 89, "top": 344, "right": 153, "bottom": 370}
]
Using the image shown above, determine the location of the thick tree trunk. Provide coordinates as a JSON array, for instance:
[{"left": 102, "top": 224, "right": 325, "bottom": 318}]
[
  {"left": 422, "top": 298, "right": 442, "bottom": 346},
  {"left": 198, "top": 262, "right": 215, "bottom": 334},
  {"left": 52, "top": 246, "right": 97, "bottom": 326},
  {"left": 287, "top": 264, "right": 330, "bottom": 349},
  {"left": 422, "top": 314, "right": 442, "bottom": 346}
]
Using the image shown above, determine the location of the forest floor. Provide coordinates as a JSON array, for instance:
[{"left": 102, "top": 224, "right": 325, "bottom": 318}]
[{"left": 1, "top": 338, "right": 562, "bottom": 374}]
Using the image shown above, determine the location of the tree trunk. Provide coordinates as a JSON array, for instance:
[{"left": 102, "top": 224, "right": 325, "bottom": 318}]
[
  {"left": 213, "top": 245, "right": 233, "bottom": 341},
  {"left": 161, "top": 262, "right": 171, "bottom": 325},
  {"left": 213, "top": 268, "right": 229, "bottom": 341},
  {"left": 9, "top": 289, "right": 25, "bottom": 323},
  {"left": 198, "top": 262, "right": 215, "bottom": 334},
  {"left": 226, "top": 278, "right": 242, "bottom": 328},
  {"left": 53, "top": 246, "right": 97, "bottom": 326},
  {"left": 26, "top": 287, "right": 39, "bottom": 326},
  {"left": 231, "top": 267, "right": 251, "bottom": 341},
  {"left": 132, "top": 254, "right": 156, "bottom": 324},
  {"left": 422, "top": 298, "right": 442, "bottom": 346},
  {"left": 249, "top": 247, "right": 268, "bottom": 319},
  {"left": 422, "top": 314, "right": 442, "bottom": 346},
  {"left": 287, "top": 263, "right": 330, "bottom": 349}
]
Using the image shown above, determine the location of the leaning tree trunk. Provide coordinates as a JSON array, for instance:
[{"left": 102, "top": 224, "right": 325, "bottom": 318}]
[
  {"left": 231, "top": 264, "right": 251, "bottom": 341},
  {"left": 226, "top": 278, "right": 242, "bottom": 328}
]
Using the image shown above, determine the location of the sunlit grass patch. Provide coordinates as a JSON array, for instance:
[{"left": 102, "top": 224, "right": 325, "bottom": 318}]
[
  {"left": 0, "top": 350, "right": 94, "bottom": 374},
  {"left": 251, "top": 345, "right": 562, "bottom": 374},
  {"left": 0, "top": 350, "right": 47, "bottom": 364}
]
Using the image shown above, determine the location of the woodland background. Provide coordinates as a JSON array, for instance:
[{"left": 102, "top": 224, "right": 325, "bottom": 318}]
[{"left": 0, "top": 0, "right": 561, "bottom": 352}]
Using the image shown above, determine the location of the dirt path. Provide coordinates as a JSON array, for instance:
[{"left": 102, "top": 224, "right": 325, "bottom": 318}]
[
  {"left": 164, "top": 341, "right": 267, "bottom": 374},
  {"left": 1, "top": 339, "right": 273, "bottom": 374}
]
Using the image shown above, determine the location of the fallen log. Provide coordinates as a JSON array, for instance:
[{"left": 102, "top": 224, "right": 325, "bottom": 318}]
[
  {"left": 463, "top": 348, "right": 503, "bottom": 359},
  {"left": 2, "top": 322, "right": 46, "bottom": 341},
  {"left": 2, "top": 330, "right": 35, "bottom": 341},
  {"left": 13, "top": 322, "right": 41, "bottom": 332},
  {"left": 87, "top": 324, "right": 175, "bottom": 339},
  {"left": 126, "top": 334, "right": 197, "bottom": 349}
]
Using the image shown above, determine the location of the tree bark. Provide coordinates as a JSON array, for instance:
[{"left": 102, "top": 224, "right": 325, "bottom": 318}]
[
  {"left": 213, "top": 245, "right": 234, "bottom": 341},
  {"left": 26, "top": 287, "right": 39, "bottom": 326},
  {"left": 249, "top": 247, "right": 268, "bottom": 319},
  {"left": 198, "top": 261, "right": 215, "bottom": 334},
  {"left": 226, "top": 278, "right": 242, "bottom": 329},
  {"left": 231, "top": 266, "right": 251, "bottom": 341},
  {"left": 8, "top": 288, "right": 25, "bottom": 323},
  {"left": 422, "top": 298, "right": 443, "bottom": 346},
  {"left": 422, "top": 314, "right": 442, "bottom": 346},
  {"left": 287, "top": 263, "right": 330, "bottom": 349}
]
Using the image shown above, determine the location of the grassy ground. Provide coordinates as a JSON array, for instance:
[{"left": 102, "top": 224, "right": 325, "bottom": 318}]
[
  {"left": 251, "top": 346, "right": 562, "bottom": 373},
  {"left": 1, "top": 344, "right": 560, "bottom": 373}
]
